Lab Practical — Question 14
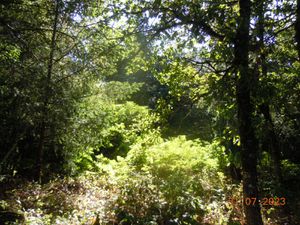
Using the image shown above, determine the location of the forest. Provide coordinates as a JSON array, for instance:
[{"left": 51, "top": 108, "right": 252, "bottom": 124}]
[{"left": 0, "top": 0, "right": 299, "bottom": 224}]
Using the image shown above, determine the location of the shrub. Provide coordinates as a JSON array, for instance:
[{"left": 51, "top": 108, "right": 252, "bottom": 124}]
[{"left": 112, "top": 136, "right": 230, "bottom": 224}]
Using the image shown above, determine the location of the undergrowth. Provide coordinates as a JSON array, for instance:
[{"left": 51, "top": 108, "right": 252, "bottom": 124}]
[{"left": 1, "top": 136, "right": 296, "bottom": 224}]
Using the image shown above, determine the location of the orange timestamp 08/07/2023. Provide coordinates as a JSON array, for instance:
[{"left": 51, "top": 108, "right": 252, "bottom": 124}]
[{"left": 228, "top": 197, "right": 286, "bottom": 206}]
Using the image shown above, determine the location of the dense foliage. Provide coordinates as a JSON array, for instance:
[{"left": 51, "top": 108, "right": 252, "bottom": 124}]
[{"left": 1, "top": 0, "right": 300, "bottom": 224}]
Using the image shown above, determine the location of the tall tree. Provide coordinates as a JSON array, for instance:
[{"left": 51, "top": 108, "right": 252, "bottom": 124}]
[
  {"left": 234, "top": 0, "right": 263, "bottom": 223},
  {"left": 0, "top": 0, "right": 90, "bottom": 178},
  {"left": 36, "top": 0, "right": 60, "bottom": 183},
  {"left": 113, "top": 0, "right": 265, "bottom": 223}
]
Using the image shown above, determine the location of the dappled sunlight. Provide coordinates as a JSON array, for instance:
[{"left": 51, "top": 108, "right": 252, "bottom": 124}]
[{"left": 1, "top": 0, "right": 300, "bottom": 224}]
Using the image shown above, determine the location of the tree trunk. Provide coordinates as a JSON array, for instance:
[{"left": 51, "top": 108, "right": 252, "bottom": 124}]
[
  {"left": 234, "top": 0, "right": 263, "bottom": 224},
  {"left": 36, "top": 0, "right": 59, "bottom": 183}
]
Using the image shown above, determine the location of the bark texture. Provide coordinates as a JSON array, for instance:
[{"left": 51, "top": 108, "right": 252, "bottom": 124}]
[{"left": 234, "top": 0, "right": 263, "bottom": 224}]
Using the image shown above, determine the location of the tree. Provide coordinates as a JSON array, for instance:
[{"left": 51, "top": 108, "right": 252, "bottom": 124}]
[
  {"left": 112, "top": 0, "right": 265, "bottom": 223},
  {"left": 36, "top": 0, "right": 60, "bottom": 183},
  {"left": 0, "top": 0, "right": 101, "bottom": 179},
  {"left": 234, "top": 0, "right": 263, "bottom": 223}
]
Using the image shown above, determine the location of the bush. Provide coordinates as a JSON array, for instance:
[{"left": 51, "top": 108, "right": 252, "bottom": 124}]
[{"left": 111, "top": 136, "right": 231, "bottom": 224}]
